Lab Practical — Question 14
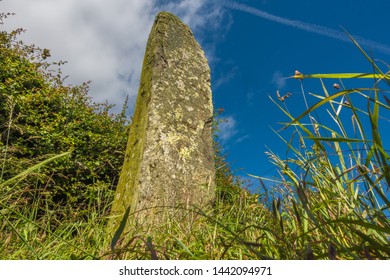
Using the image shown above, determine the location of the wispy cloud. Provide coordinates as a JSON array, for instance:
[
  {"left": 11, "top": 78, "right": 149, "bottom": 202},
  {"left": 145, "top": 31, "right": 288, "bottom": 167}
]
[
  {"left": 271, "top": 71, "right": 286, "bottom": 89},
  {"left": 223, "top": 1, "right": 390, "bottom": 56},
  {"left": 213, "top": 66, "right": 238, "bottom": 89},
  {"left": 246, "top": 91, "right": 254, "bottom": 106},
  {"left": 217, "top": 115, "right": 249, "bottom": 145},
  {"left": 235, "top": 134, "right": 250, "bottom": 144},
  {"left": 218, "top": 116, "right": 238, "bottom": 143}
]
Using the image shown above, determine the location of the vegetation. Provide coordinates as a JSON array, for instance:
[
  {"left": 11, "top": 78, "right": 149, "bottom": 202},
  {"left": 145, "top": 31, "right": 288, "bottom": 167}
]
[
  {"left": 1, "top": 13, "right": 389, "bottom": 259},
  {"left": 0, "top": 12, "right": 129, "bottom": 259}
]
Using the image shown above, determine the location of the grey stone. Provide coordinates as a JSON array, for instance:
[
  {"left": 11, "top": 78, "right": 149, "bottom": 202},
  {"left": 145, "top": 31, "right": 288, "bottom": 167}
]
[{"left": 110, "top": 12, "right": 215, "bottom": 232}]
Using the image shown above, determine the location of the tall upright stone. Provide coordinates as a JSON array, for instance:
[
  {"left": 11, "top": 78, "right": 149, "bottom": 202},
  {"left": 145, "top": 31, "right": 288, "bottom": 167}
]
[{"left": 110, "top": 12, "right": 215, "bottom": 232}]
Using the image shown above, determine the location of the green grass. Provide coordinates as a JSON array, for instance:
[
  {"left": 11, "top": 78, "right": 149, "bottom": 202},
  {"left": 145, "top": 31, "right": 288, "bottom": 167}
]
[
  {"left": 1, "top": 19, "right": 389, "bottom": 259},
  {"left": 100, "top": 39, "right": 390, "bottom": 259},
  {"left": 258, "top": 40, "right": 390, "bottom": 259}
]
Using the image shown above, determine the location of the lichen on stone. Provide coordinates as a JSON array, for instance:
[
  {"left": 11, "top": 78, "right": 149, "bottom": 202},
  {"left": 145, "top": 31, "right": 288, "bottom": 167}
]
[{"left": 109, "top": 11, "right": 215, "bottom": 234}]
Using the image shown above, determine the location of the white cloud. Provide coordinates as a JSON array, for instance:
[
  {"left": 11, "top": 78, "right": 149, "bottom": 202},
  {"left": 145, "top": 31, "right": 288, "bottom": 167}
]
[
  {"left": 217, "top": 115, "right": 249, "bottom": 145},
  {"left": 2, "top": 0, "right": 154, "bottom": 112},
  {"left": 217, "top": 116, "right": 238, "bottom": 143},
  {"left": 271, "top": 71, "right": 287, "bottom": 89},
  {"left": 1, "top": 0, "right": 224, "bottom": 114}
]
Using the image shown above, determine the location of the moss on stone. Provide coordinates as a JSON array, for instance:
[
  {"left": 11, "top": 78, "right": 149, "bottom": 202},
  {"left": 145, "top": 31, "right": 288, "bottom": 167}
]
[{"left": 109, "top": 11, "right": 215, "bottom": 234}]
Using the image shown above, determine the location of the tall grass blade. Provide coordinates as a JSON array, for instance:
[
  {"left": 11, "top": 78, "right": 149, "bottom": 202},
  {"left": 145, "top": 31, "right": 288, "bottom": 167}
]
[
  {"left": 145, "top": 236, "right": 158, "bottom": 260},
  {"left": 328, "top": 243, "right": 337, "bottom": 260},
  {"left": 0, "top": 200, "right": 96, "bottom": 258},
  {"left": 174, "top": 237, "right": 195, "bottom": 257},
  {"left": 111, "top": 206, "right": 131, "bottom": 251},
  {"left": 341, "top": 27, "right": 390, "bottom": 85},
  {"left": 0, "top": 151, "right": 71, "bottom": 187},
  {"left": 292, "top": 73, "right": 390, "bottom": 80},
  {"left": 0, "top": 211, "right": 40, "bottom": 259},
  {"left": 282, "top": 89, "right": 368, "bottom": 130}
]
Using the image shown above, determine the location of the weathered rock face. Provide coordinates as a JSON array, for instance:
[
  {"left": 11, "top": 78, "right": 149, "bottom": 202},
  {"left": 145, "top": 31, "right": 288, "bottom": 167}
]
[{"left": 110, "top": 12, "right": 215, "bottom": 230}]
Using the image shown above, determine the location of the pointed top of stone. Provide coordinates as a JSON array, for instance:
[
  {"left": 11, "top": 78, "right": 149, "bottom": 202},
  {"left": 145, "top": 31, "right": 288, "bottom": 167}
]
[
  {"left": 155, "top": 11, "right": 181, "bottom": 19},
  {"left": 155, "top": 11, "right": 188, "bottom": 25}
]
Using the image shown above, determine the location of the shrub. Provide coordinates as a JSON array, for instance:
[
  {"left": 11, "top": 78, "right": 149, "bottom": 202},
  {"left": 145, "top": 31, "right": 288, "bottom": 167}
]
[{"left": 0, "top": 19, "right": 129, "bottom": 230}]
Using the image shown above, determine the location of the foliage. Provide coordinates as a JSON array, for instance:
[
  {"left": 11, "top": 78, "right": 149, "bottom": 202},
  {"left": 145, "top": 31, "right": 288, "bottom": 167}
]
[
  {"left": 213, "top": 114, "right": 249, "bottom": 202},
  {"left": 255, "top": 42, "right": 390, "bottom": 259},
  {"left": 1, "top": 11, "right": 389, "bottom": 260},
  {"left": 0, "top": 13, "right": 129, "bottom": 247}
]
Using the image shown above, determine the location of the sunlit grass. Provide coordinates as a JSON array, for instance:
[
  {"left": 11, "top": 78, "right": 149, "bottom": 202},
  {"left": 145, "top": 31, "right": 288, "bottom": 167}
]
[
  {"left": 0, "top": 153, "right": 112, "bottom": 259},
  {"left": 1, "top": 34, "right": 389, "bottom": 259},
  {"left": 255, "top": 41, "right": 390, "bottom": 259}
]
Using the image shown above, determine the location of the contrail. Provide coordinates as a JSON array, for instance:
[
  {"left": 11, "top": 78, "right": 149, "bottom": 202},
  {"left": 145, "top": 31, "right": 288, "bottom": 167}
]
[{"left": 223, "top": 1, "right": 390, "bottom": 56}]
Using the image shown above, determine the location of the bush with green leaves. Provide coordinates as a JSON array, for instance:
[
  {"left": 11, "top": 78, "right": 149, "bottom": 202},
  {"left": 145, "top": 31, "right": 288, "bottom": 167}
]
[{"left": 0, "top": 18, "right": 129, "bottom": 229}]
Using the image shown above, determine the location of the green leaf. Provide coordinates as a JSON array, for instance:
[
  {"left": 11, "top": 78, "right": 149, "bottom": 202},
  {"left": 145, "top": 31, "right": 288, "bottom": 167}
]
[
  {"left": 282, "top": 88, "right": 370, "bottom": 130},
  {"left": 174, "top": 237, "right": 194, "bottom": 257},
  {"left": 110, "top": 206, "right": 131, "bottom": 251},
  {"left": 0, "top": 151, "right": 71, "bottom": 187},
  {"left": 293, "top": 73, "right": 390, "bottom": 80},
  {"left": 145, "top": 236, "right": 158, "bottom": 260},
  {"left": 306, "top": 136, "right": 371, "bottom": 143}
]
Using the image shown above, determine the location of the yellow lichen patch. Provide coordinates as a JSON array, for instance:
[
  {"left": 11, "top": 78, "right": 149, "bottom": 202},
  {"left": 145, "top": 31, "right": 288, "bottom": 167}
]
[
  {"left": 179, "top": 146, "right": 192, "bottom": 160},
  {"left": 174, "top": 106, "right": 184, "bottom": 120},
  {"left": 167, "top": 132, "right": 180, "bottom": 145}
]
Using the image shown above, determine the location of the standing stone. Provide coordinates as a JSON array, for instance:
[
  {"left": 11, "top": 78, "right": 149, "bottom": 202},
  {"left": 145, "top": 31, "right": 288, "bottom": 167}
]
[{"left": 110, "top": 12, "right": 215, "bottom": 232}]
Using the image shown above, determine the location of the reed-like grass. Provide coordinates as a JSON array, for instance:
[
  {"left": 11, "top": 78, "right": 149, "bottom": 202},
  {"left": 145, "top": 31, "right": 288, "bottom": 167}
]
[
  {"left": 253, "top": 41, "right": 390, "bottom": 259},
  {"left": 1, "top": 31, "right": 389, "bottom": 259},
  {"left": 0, "top": 151, "right": 113, "bottom": 259}
]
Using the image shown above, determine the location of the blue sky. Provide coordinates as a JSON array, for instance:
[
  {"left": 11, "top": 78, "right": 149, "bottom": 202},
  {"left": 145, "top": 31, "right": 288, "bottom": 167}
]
[
  {"left": 209, "top": 0, "right": 390, "bottom": 191},
  {"left": 2, "top": 0, "right": 390, "bottom": 192}
]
